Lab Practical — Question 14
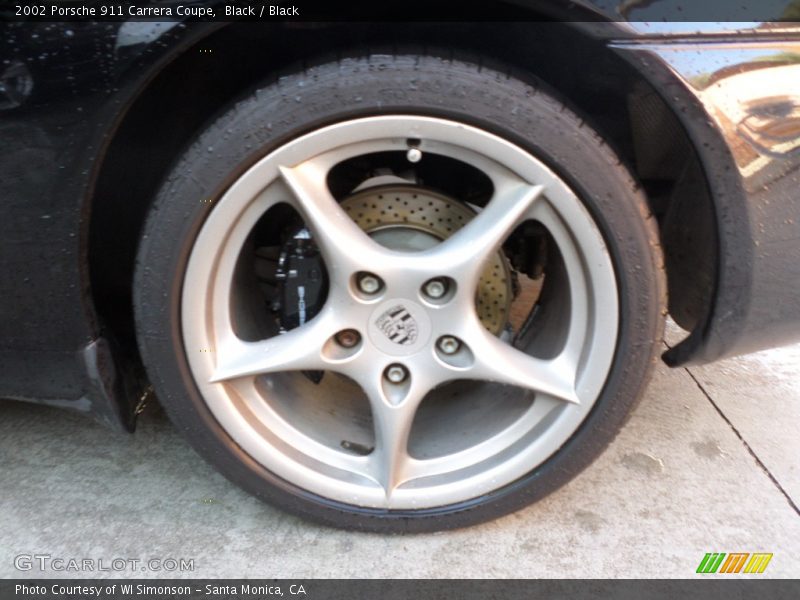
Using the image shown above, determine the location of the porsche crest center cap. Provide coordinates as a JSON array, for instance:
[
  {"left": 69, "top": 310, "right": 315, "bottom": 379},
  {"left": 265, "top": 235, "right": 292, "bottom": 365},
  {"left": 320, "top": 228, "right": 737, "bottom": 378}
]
[{"left": 368, "top": 299, "right": 431, "bottom": 356}]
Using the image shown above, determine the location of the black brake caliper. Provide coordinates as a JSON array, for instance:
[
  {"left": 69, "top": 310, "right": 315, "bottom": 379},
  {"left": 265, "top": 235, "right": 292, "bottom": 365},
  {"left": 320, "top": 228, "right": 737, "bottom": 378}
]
[
  {"left": 275, "top": 227, "right": 328, "bottom": 332},
  {"left": 264, "top": 227, "right": 329, "bottom": 384}
]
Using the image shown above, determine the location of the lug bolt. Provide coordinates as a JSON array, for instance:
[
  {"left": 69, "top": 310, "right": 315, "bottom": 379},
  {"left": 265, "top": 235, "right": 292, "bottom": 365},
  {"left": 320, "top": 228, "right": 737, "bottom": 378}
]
[
  {"left": 438, "top": 336, "right": 461, "bottom": 355},
  {"left": 357, "top": 273, "right": 382, "bottom": 294},
  {"left": 423, "top": 278, "right": 447, "bottom": 299},
  {"left": 335, "top": 329, "right": 361, "bottom": 348},
  {"left": 385, "top": 364, "right": 408, "bottom": 384}
]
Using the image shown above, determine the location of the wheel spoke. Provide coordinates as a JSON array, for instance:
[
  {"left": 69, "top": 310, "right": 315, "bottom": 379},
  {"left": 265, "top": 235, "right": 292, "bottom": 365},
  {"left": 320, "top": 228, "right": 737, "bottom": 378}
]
[
  {"left": 424, "top": 182, "right": 544, "bottom": 285},
  {"left": 468, "top": 327, "right": 580, "bottom": 404},
  {"left": 209, "top": 311, "right": 336, "bottom": 383},
  {"left": 359, "top": 372, "right": 430, "bottom": 497},
  {"left": 529, "top": 199, "right": 592, "bottom": 371},
  {"left": 278, "top": 164, "right": 385, "bottom": 271}
]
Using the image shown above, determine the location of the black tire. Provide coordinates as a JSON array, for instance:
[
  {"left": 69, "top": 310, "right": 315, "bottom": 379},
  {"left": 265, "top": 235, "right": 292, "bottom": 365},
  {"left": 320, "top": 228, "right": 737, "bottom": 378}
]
[{"left": 134, "top": 53, "right": 666, "bottom": 532}]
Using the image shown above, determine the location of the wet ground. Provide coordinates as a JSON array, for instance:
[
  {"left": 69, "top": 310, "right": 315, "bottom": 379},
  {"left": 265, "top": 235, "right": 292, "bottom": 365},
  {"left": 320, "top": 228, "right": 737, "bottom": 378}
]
[{"left": 1, "top": 323, "right": 798, "bottom": 578}]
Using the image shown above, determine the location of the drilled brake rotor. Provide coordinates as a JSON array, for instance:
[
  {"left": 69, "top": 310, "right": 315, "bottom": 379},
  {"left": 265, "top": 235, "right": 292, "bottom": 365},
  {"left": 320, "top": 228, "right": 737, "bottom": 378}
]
[{"left": 341, "top": 185, "right": 512, "bottom": 335}]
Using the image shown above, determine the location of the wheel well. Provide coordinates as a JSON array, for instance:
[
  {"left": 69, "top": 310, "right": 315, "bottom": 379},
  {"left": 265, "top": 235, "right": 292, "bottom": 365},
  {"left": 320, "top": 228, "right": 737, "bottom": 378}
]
[{"left": 88, "top": 21, "right": 716, "bottom": 366}]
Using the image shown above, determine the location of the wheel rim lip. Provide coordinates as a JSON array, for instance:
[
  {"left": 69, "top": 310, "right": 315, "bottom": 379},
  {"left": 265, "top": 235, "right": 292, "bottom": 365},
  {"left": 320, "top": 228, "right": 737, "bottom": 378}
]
[{"left": 181, "top": 115, "right": 619, "bottom": 510}]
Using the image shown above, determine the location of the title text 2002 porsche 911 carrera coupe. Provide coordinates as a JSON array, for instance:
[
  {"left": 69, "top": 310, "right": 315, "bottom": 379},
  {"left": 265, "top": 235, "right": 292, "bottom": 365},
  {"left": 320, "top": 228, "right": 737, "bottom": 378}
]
[{"left": 2, "top": 3, "right": 800, "bottom": 530}]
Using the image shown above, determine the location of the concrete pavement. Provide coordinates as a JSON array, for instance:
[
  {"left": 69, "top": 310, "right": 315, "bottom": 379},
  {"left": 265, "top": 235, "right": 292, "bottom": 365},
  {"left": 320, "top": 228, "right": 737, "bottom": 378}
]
[{"left": 1, "top": 324, "right": 798, "bottom": 578}]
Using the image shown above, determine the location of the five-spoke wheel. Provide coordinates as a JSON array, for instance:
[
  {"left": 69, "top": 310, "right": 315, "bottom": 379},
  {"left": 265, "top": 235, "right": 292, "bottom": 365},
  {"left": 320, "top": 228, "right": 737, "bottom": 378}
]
[
  {"left": 182, "top": 116, "right": 617, "bottom": 508},
  {"left": 135, "top": 54, "right": 664, "bottom": 530}
]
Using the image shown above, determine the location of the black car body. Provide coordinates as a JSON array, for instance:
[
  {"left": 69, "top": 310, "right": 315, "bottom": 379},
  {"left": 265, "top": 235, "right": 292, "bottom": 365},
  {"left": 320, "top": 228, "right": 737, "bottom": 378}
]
[{"left": 2, "top": 6, "right": 799, "bottom": 432}]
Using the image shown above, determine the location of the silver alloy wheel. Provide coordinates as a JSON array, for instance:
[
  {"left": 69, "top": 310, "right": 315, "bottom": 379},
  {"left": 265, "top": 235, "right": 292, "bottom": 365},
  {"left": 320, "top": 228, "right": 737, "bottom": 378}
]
[{"left": 182, "top": 116, "right": 618, "bottom": 510}]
